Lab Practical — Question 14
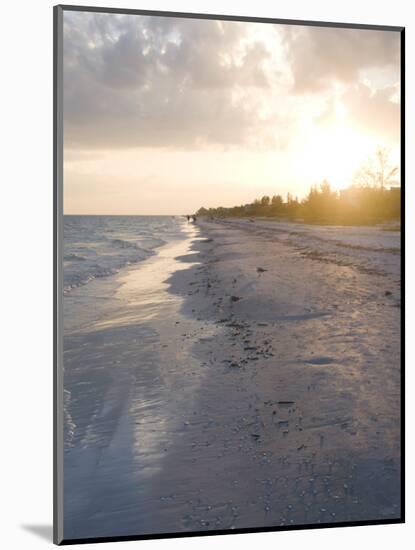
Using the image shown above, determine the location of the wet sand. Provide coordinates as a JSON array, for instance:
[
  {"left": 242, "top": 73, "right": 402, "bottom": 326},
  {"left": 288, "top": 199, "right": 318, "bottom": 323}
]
[{"left": 63, "top": 218, "right": 401, "bottom": 540}]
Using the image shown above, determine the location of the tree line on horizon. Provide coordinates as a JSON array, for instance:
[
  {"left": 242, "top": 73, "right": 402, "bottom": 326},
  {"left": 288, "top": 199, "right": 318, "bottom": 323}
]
[{"left": 197, "top": 148, "right": 401, "bottom": 226}]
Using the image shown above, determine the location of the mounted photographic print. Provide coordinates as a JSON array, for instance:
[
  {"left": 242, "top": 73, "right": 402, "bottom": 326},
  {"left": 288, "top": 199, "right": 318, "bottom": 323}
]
[{"left": 53, "top": 5, "right": 404, "bottom": 545}]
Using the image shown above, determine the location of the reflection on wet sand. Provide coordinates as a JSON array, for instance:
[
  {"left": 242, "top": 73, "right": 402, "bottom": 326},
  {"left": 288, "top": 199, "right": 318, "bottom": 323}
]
[{"left": 64, "top": 223, "right": 221, "bottom": 538}]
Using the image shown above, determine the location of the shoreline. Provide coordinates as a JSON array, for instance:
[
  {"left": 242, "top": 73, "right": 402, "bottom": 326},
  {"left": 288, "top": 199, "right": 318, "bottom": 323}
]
[{"left": 64, "top": 217, "right": 400, "bottom": 539}]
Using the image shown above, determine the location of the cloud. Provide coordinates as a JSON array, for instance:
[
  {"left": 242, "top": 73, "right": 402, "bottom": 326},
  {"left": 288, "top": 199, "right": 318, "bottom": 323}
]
[
  {"left": 282, "top": 25, "right": 400, "bottom": 92},
  {"left": 315, "top": 81, "right": 399, "bottom": 145},
  {"left": 343, "top": 83, "right": 400, "bottom": 140},
  {"left": 63, "top": 12, "right": 401, "bottom": 153},
  {"left": 63, "top": 12, "right": 274, "bottom": 149}
]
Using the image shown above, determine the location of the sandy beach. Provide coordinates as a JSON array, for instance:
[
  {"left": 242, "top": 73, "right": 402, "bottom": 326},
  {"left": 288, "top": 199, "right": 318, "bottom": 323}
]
[{"left": 63, "top": 218, "right": 401, "bottom": 540}]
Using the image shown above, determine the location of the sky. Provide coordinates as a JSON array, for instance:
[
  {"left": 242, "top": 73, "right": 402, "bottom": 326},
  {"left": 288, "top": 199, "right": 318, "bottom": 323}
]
[{"left": 63, "top": 11, "right": 401, "bottom": 215}]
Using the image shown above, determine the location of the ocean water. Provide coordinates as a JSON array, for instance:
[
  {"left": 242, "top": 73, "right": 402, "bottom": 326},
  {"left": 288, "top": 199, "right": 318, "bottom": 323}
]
[
  {"left": 63, "top": 215, "right": 186, "bottom": 332},
  {"left": 64, "top": 215, "right": 186, "bottom": 293}
]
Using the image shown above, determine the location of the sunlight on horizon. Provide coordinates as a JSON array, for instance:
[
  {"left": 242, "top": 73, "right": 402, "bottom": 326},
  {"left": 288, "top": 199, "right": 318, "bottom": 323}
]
[{"left": 297, "top": 121, "right": 384, "bottom": 192}]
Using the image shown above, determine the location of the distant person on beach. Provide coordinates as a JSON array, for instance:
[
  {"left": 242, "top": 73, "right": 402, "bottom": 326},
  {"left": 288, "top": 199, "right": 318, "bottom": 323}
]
[
  {"left": 192, "top": 215, "right": 197, "bottom": 223},
  {"left": 186, "top": 215, "right": 190, "bottom": 222}
]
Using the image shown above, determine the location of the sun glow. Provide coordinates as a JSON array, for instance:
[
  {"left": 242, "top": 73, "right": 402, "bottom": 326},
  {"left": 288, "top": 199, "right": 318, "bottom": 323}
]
[{"left": 297, "top": 120, "right": 376, "bottom": 192}]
